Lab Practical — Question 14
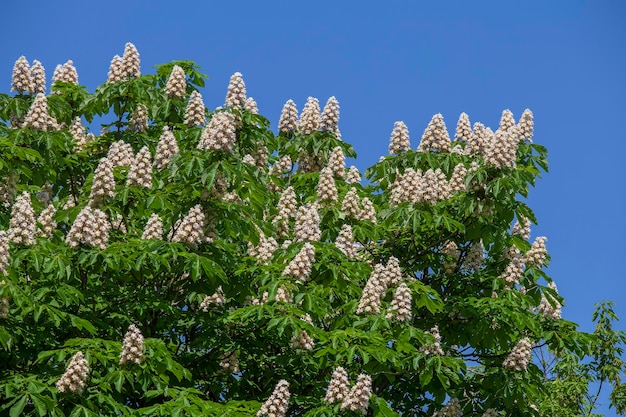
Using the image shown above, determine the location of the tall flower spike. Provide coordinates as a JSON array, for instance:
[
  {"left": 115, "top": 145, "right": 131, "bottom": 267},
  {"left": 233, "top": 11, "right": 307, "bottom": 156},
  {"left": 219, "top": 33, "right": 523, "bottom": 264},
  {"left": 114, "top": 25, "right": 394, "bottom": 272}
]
[
  {"left": 357, "top": 263, "right": 388, "bottom": 315},
  {"left": 328, "top": 146, "right": 346, "bottom": 178},
  {"left": 320, "top": 96, "right": 340, "bottom": 133},
  {"left": 282, "top": 242, "right": 315, "bottom": 282},
  {"left": 225, "top": 72, "right": 247, "bottom": 108},
  {"left": 525, "top": 236, "right": 548, "bottom": 267},
  {"left": 418, "top": 113, "right": 451, "bottom": 152},
  {"left": 164, "top": 65, "right": 186, "bottom": 98},
  {"left": 127, "top": 146, "right": 153, "bottom": 188},
  {"left": 389, "top": 121, "right": 410, "bottom": 154},
  {"left": 512, "top": 216, "right": 531, "bottom": 240},
  {"left": 30, "top": 60, "right": 46, "bottom": 94},
  {"left": 69, "top": 117, "right": 88, "bottom": 151},
  {"left": 482, "top": 127, "right": 518, "bottom": 168},
  {"left": 107, "top": 140, "right": 134, "bottom": 167},
  {"left": 52, "top": 60, "right": 78, "bottom": 85},
  {"left": 502, "top": 337, "right": 532, "bottom": 371},
  {"left": 342, "top": 187, "right": 361, "bottom": 218},
  {"left": 335, "top": 224, "right": 357, "bottom": 259},
  {"left": 0, "top": 231, "right": 9, "bottom": 275},
  {"left": 8, "top": 192, "right": 36, "bottom": 245},
  {"left": 359, "top": 198, "right": 377, "bottom": 223},
  {"left": 65, "top": 206, "right": 111, "bottom": 249},
  {"left": 257, "top": 380, "right": 291, "bottom": 417},
  {"left": 317, "top": 167, "right": 338, "bottom": 203},
  {"left": 197, "top": 112, "right": 237, "bottom": 152},
  {"left": 89, "top": 158, "right": 115, "bottom": 207},
  {"left": 129, "top": 103, "right": 148, "bottom": 133},
  {"left": 121, "top": 42, "right": 141, "bottom": 78},
  {"left": 119, "top": 324, "right": 144, "bottom": 365},
  {"left": 341, "top": 373, "right": 372, "bottom": 414},
  {"left": 107, "top": 55, "right": 124, "bottom": 83},
  {"left": 23, "top": 93, "right": 58, "bottom": 131},
  {"left": 466, "top": 122, "right": 486, "bottom": 155},
  {"left": 201, "top": 286, "right": 226, "bottom": 311},
  {"left": 294, "top": 204, "right": 321, "bottom": 242},
  {"left": 499, "top": 109, "right": 516, "bottom": 131},
  {"left": 386, "top": 282, "right": 412, "bottom": 321},
  {"left": 278, "top": 99, "right": 298, "bottom": 134},
  {"left": 421, "top": 326, "right": 444, "bottom": 355},
  {"left": 11, "top": 56, "right": 32, "bottom": 93},
  {"left": 184, "top": 91, "right": 206, "bottom": 126},
  {"left": 56, "top": 351, "right": 89, "bottom": 394},
  {"left": 245, "top": 97, "right": 258, "bottom": 114},
  {"left": 454, "top": 112, "right": 471, "bottom": 143},
  {"left": 298, "top": 97, "right": 320, "bottom": 135},
  {"left": 539, "top": 281, "right": 562, "bottom": 320},
  {"left": 154, "top": 126, "right": 179, "bottom": 169},
  {"left": 171, "top": 204, "right": 206, "bottom": 246},
  {"left": 141, "top": 214, "right": 163, "bottom": 240},
  {"left": 518, "top": 108, "right": 534, "bottom": 142},
  {"left": 324, "top": 366, "right": 350, "bottom": 403},
  {"left": 449, "top": 163, "right": 468, "bottom": 194},
  {"left": 346, "top": 166, "right": 361, "bottom": 184}
]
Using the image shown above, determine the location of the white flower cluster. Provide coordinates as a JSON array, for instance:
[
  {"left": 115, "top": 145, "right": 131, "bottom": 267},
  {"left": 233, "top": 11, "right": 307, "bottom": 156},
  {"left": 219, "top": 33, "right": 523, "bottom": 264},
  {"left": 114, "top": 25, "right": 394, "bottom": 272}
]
[
  {"left": 0, "top": 174, "right": 17, "bottom": 208},
  {"left": 525, "top": 236, "right": 547, "bottom": 267},
  {"left": 454, "top": 113, "right": 472, "bottom": 143},
  {"left": 499, "top": 109, "right": 516, "bottom": 132},
  {"left": 433, "top": 398, "right": 462, "bottom": 417},
  {"left": 257, "top": 380, "right": 291, "bottom": 417},
  {"left": 127, "top": 146, "right": 153, "bottom": 188},
  {"left": 282, "top": 243, "right": 315, "bottom": 282},
  {"left": 320, "top": 96, "right": 340, "bottom": 133},
  {"left": 225, "top": 72, "right": 247, "bottom": 108},
  {"left": 52, "top": 60, "right": 78, "bottom": 86},
  {"left": 335, "top": 224, "right": 357, "bottom": 259},
  {"left": 273, "top": 186, "right": 297, "bottom": 237},
  {"left": 119, "top": 324, "right": 144, "bottom": 365},
  {"left": 164, "top": 65, "right": 186, "bottom": 98},
  {"left": 269, "top": 155, "right": 293, "bottom": 177},
  {"left": 389, "top": 121, "right": 410, "bottom": 154},
  {"left": 357, "top": 263, "right": 389, "bottom": 314},
  {"left": 154, "top": 126, "right": 179, "bottom": 170},
  {"left": 252, "top": 142, "right": 269, "bottom": 169},
  {"left": 107, "top": 55, "right": 124, "bottom": 83},
  {"left": 121, "top": 42, "right": 141, "bottom": 78},
  {"left": 448, "top": 163, "right": 468, "bottom": 194},
  {"left": 499, "top": 247, "right": 525, "bottom": 287},
  {"left": 386, "top": 282, "right": 412, "bottom": 321},
  {"left": 441, "top": 241, "right": 460, "bottom": 274},
  {"left": 30, "top": 60, "right": 46, "bottom": 94},
  {"left": 317, "top": 167, "right": 338, "bottom": 203},
  {"left": 465, "top": 122, "right": 486, "bottom": 155},
  {"left": 252, "top": 286, "right": 293, "bottom": 305},
  {"left": 66, "top": 206, "right": 111, "bottom": 249},
  {"left": 141, "top": 214, "right": 163, "bottom": 240},
  {"left": 56, "top": 351, "right": 89, "bottom": 394},
  {"left": 11, "top": 56, "right": 33, "bottom": 93},
  {"left": 8, "top": 192, "right": 36, "bottom": 245},
  {"left": 36, "top": 204, "right": 57, "bottom": 238},
  {"left": 129, "top": 103, "right": 148, "bottom": 133},
  {"left": 110, "top": 213, "right": 127, "bottom": 233},
  {"left": 171, "top": 204, "right": 206, "bottom": 246},
  {"left": 245, "top": 97, "right": 258, "bottom": 114},
  {"left": 248, "top": 232, "right": 278, "bottom": 264},
  {"left": 340, "top": 373, "right": 372, "bottom": 414},
  {"left": 328, "top": 146, "right": 346, "bottom": 178},
  {"left": 184, "top": 91, "right": 206, "bottom": 126},
  {"left": 298, "top": 97, "right": 320, "bottom": 135},
  {"left": 418, "top": 113, "right": 451, "bottom": 153},
  {"left": 89, "top": 158, "right": 115, "bottom": 207},
  {"left": 502, "top": 337, "right": 532, "bottom": 371},
  {"left": 278, "top": 99, "right": 298, "bottom": 134},
  {"left": 421, "top": 326, "right": 444, "bottom": 356},
  {"left": 200, "top": 286, "right": 225, "bottom": 311},
  {"left": 390, "top": 167, "right": 461, "bottom": 206},
  {"left": 0, "top": 231, "right": 9, "bottom": 275},
  {"left": 294, "top": 204, "right": 321, "bottom": 242},
  {"left": 346, "top": 166, "right": 361, "bottom": 184},
  {"left": 538, "top": 281, "right": 562, "bottom": 320},
  {"left": 343, "top": 188, "right": 376, "bottom": 221},
  {"left": 482, "top": 127, "right": 519, "bottom": 169},
  {"left": 324, "top": 366, "right": 350, "bottom": 403},
  {"left": 197, "top": 112, "right": 237, "bottom": 152},
  {"left": 518, "top": 109, "right": 534, "bottom": 142},
  {"left": 512, "top": 216, "right": 531, "bottom": 240},
  {"left": 219, "top": 351, "right": 239, "bottom": 373},
  {"left": 23, "top": 93, "right": 59, "bottom": 131},
  {"left": 69, "top": 117, "right": 90, "bottom": 151},
  {"left": 107, "top": 140, "right": 134, "bottom": 167},
  {"left": 291, "top": 328, "right": 315, "bottom": 350},
  {"left": 462, "top": 240, "right": 484, "bottom": 272}
]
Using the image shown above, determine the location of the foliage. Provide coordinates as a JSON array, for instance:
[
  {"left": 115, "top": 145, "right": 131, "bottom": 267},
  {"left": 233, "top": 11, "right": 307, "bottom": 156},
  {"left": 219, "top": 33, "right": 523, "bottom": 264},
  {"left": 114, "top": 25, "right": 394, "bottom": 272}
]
[{"left": 0, "top": 47, "right": 625, "bottom": 417}]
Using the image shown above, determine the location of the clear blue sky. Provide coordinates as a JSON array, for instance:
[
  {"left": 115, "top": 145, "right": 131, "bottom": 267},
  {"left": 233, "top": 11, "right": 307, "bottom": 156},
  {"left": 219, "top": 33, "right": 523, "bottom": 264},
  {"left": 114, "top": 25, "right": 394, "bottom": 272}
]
[{"left": 3, "top": 0, "right": 625, "bottom": 411}]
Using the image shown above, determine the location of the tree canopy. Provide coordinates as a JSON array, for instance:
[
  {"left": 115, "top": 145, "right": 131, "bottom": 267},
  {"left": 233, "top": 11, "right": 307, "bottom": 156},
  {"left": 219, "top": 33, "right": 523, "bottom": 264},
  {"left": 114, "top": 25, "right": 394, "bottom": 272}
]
[{"left": 1, "top": 43, "right": 625, "bottom": 417}]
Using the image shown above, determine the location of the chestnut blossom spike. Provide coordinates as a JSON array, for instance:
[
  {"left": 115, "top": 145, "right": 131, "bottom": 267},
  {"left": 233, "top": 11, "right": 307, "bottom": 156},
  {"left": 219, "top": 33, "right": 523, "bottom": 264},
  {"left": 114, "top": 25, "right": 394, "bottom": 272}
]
[
  {"left": 56, "top": 351, "right": 89, "bottom": 394},
  {"left": 282, "top": 242, "right": 315, "bottom": 281},
  {"left": 69, "top": 117, "right": 88, "bottom": 151},
  {"left": 518, "top": 108, "right": 534, "bottom": 142},
  {"left": 8, "top": 192, "right": 36, "bottom": 245},
  {"left": 52, "top": 60, "right": 78, "bottom": 86},
  {"left": 357, "top": 263, "right": 388, "bottom": 315},
  {"left": 359, "top": 198, "right": 377, "bottom": 223},
  {"left": 335, "top": 224, "right": 357, "bottom": 259},
  {"left": 346, "top": 166, "right": 361, "bottom": 184},
  {"left": 317, "top": 167, "right": 338, "bottom": 203},
  {"left": 36, "top": 204, "right": 57, "bottom": 238},
  {"left": 154, "top": 126, "right": 179, "bottom": 169},
  {"left": 278, "top": 99, "right": 298, "bottom": 134},
  {"left": 184, "top": 90, "right": 206, "bottom": 126},
  {"left": 197, "top": 112, "right": 237, "bottom": 152},
  {"left": 119, "top": 324, "right": 144, "bottom": 365},
  {"left": 129, "top": 103, "right": 148, "bottom": 133},
  {"left": 466, "top": 122, "right": 486, "bottom": 155},
  {"left": 421, "top": 326, "right": 444, "bottom": 356},
  {"left": 65, "top": 206, "right": 111, "bottom": 249},
  {"left": 512, "top": 216, "right": 531, "bottom": 240},
  {"left": 30, "top": 60, "right": 46, "bottom": 94},
  {"left": 244, "top": 97, "right": 258, "bottom": 114},
  {"left": 341, "top": 373, "right": 372, "bottom": 414},
  {"left": 342, "top": 187, "right": 361, "bottom": 218},
  {"left": 121, "top": 42, "right": 141, "bottom": 78},
  {"left": 324, "top": 366, "right": 350, "bottom": 403},
  {"left": 320, "top": 96, "right": 340, "bottom": 133},
  {"left": 386, "top": 282, "right": 412, "bottom": 321},
  {"left": 328, "top": 146, "right": 346, "bottom": 178},
  {"left": 164, "top": 65, "right": 187, "bottom": 98},
  {"left": 298, "top": 97, "right": 320, "bottom": 135},
  {"left": 449, "top": 163, "right": 468, "bottom": 194},
  {"left": 171, "top": 204, "right": 206, "bottom": 246},
  {"left": 219, "top": 350, "right": 239, "bottom": 372},
  {"left": 11, "top": 56, "right": 33, "bottom": 93},
  {"left": 127, "top": 146, "right": 153, "bottom": 188},
  {"left": 500, "top": 248, "right": 525, "bottom": 287},
  {"left": 89, "top": 158, "right": 115, "bottom": 207},
  {"left": 257, "top": 380, "right": 290, "bottom": 417},
  {"left": 225, "top": 72, "right": 247, "bottom": 108},
  {"left": 107, "top": 140, "right": 134, "bottom": 167},
  {"left": 525, "top": 236, "right": 548, "bottom": 267},
  {"left": 502, "top": 337, "right": 532, "bottom": 371},
  {"left": 294, "top": 204, "right": 321, "bottom": 242},
  {"left": 539, "top": 281, "right": 562, "bottom": 320},
  {"left": 499, "top": 109, "right": 516, "bottom": 131},
  {"left": 482, "top": 127, "right": 519, "bottom": 168},
  {"left": 107, "top": 54, "right": 124, "bottom": 83},
  {"left": 389, "top": 121, "right": 410, "bottom": 154},
  {"left": 201, "top": 286, "right": 225, "bottom": 311},
  {"left": 454, "top": 112, "right": 472, "bottom": 143},
  {"left": 418, "top": 113, "right": 451, "bottom": 153},
  {"left": 23, "top": 93, "right": 59, "bottom": 131},
  {"left": 141, "top": 214, "right": 163, "bottom": 240},
  {"left": 0, "top": 231, "right": 9, "bottom": 275},
  {"left": 291, "top": 329, "right": 315, "bottom": 350}
]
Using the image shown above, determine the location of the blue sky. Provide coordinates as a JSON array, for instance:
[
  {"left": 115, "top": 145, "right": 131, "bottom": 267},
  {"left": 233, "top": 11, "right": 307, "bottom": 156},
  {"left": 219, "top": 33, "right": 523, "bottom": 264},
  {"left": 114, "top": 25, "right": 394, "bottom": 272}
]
[{"left": 3, "top": 0, "right": 626, "bottom": 411}]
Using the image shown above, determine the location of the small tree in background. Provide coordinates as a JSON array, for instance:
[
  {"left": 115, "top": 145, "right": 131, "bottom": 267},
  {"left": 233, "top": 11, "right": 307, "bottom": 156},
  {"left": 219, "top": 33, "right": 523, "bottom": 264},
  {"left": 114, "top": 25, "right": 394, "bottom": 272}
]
[{"left": 0, "top": 43, "right": 624, "bottom": 417}]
